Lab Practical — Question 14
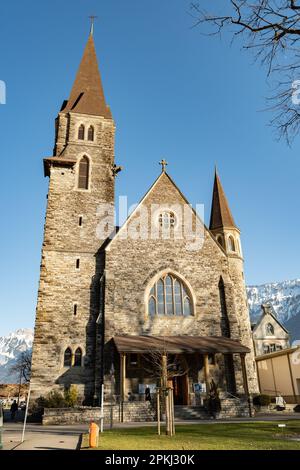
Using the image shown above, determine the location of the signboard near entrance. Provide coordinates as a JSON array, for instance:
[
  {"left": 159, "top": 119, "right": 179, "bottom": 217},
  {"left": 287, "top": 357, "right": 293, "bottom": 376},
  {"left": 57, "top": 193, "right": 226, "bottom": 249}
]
[{"left": 193, "top": 382, "right": 206, "bottom": 394}]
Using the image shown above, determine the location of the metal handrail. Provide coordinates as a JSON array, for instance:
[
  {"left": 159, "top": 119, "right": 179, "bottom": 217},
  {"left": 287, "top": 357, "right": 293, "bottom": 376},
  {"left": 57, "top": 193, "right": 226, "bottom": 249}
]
[{"left": 226, "top": 392, "right": 241, "bottom": 401}]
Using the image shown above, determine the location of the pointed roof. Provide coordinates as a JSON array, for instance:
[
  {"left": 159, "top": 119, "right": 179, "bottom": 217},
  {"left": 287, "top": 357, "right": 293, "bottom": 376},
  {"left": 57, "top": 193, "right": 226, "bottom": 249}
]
[
  {"left": 252, "top": 303, "right": 289, "bottom": 335},
  {"left": 209, "top": 168, "right": 237, "bottom": 230},
  {"left": 106, "top": 169, "right": 227, "bottom": 255},
  {"left": 62, "top": 33, "right": 112, "bottom": 118}
]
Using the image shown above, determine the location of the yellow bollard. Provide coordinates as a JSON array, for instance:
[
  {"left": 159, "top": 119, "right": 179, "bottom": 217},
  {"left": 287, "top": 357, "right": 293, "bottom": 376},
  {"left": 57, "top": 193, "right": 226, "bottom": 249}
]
[{"left": 89, "top": 421, "right": 99, "bottom": 448}]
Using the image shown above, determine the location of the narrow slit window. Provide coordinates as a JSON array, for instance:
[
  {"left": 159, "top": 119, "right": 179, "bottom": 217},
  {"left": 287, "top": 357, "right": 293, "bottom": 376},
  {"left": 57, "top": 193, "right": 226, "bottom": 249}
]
[
  {"left": 76, "top": 259, "right": 80, "bottom": 269},
  {"left": 78, "top": 216, "right": 83, "bottom": 227},
  {"left": 73, "top": 304, "right": 77, "bottom": 316}
]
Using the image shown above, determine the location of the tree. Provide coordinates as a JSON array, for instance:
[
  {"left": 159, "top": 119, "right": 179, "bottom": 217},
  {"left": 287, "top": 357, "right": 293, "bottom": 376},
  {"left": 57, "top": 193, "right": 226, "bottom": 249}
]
[
  {"left": 9, "top": 351, "right": 32, "bottom": 405},
  {"left": 143, "top": 343, "right": 189, "bottom": 436},
  {"left": 10, "top": 351, "right": 32, "bottom": 383},
  {"left": 190, "top": 1, "right": 300, "bottom": 143}
]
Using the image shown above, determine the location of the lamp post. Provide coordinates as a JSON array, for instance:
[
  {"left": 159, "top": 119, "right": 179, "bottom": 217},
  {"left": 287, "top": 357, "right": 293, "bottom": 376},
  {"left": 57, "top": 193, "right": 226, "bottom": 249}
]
[{"left": 110, "top": 364, "right": 115, "bottom": 429}]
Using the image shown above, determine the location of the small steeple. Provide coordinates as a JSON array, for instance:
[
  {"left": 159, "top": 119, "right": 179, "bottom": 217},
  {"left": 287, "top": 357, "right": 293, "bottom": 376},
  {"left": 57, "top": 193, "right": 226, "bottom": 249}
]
[
  {"left": 209, "top": 168, "right": 237, "bottom": 230},
  {"left": 62, "top": 32, "right": 112, "bottom": 118}
]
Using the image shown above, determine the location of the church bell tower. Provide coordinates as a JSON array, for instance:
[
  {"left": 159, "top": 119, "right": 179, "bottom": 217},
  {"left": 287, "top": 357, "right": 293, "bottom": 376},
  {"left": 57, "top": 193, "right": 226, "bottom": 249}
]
[{"left": 30, "top": 29, "right": 117, "bottom": 403}]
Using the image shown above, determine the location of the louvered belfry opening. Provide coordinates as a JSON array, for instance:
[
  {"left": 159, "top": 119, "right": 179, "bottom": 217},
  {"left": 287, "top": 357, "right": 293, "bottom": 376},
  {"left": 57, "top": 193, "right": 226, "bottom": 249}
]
[
  {"left": 78, "top": 124, "right": 85, "bottom": 140},
  {"left": 78, "top": 156, "right": 89, "bottom": 189},
  {"left": 88, "top": 125, "right": 94, "bottom": 141}
]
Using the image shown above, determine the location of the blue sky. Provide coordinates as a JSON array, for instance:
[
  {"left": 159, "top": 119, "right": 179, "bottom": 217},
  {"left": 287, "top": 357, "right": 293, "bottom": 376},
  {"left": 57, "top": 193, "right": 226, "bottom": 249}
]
[{"left": 0, "top": 0, "right": 299, "bottom": 336}]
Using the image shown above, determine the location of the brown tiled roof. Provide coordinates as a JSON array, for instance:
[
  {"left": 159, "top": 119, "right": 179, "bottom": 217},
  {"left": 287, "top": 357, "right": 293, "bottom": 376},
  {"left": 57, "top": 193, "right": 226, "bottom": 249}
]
[
  {"left": 113, "top": 335, "right": 250, "bottom": 354},
  {"left": 62, "top": 34, "right": 112, "bottom": 118},
  {"left": 209, "top": 169, "right": 237, "bottom": 230}
]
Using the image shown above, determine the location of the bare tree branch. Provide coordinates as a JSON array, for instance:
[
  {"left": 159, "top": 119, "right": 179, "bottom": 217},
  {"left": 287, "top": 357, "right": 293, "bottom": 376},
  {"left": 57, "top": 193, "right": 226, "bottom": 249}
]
[
  {"left": 10, "top": 351, "right": 32, "bottom": 383},
  {"left": 190, "top": 1, "right": 300, "bottom": 142}
]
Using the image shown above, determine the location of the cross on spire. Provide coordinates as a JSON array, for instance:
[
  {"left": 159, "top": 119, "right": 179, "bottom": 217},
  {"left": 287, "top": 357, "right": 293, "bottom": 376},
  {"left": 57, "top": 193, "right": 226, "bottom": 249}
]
[
  {"left": 159, "top": 159, "right": 168, "bottom": 173},
  {"left": 89, "top": 15, "right": 98, "bottom": 36}
]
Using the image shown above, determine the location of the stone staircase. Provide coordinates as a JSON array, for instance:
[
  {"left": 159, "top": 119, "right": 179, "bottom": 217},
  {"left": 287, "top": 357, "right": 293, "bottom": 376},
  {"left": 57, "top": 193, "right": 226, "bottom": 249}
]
[
  {"left": 174, "top": 397, "right": 251, "bottom": 421},
  {"left": 218, "top": 398, "right": 251, "bottom": 418},
  {"left": 174, "top": 405, "right": 209, "bottom": 421}
]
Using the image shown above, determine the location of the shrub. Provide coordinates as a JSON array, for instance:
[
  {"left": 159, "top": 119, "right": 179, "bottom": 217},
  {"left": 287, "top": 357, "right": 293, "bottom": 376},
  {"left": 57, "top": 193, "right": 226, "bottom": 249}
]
[
  {"left": 293, "top": 404, "right": 300, "bottom": 413},
  {"left": 45, "top": 390, "right": 67, "bottom": 408},
  {"left": 252, "top": 394, "right": 271, "bottom": 407},
  {"left": 64, "top": 385, "right": 79, "bottom": 407}
]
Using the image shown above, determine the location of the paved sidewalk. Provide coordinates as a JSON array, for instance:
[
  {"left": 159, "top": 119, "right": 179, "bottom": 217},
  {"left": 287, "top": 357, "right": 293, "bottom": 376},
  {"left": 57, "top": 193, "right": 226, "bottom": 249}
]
[
  {"left": 2, "top": 415, "right": 300, "bottom": 450},
  {"left": 2, "top": 423, "right": 85, "bottom": 450}
]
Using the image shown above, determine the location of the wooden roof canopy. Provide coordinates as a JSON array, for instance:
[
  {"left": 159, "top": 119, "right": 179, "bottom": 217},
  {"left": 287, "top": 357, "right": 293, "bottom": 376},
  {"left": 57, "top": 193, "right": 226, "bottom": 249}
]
[{"left": 113, "top": 335, "right": 250, "bottom": 354}]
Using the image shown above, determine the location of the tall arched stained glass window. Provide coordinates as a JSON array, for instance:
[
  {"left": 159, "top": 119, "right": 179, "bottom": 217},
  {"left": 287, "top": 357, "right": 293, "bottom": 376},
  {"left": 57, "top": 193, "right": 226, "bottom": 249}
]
[{"left": 148, "top": 273, "right": 193, "bottom": 317}]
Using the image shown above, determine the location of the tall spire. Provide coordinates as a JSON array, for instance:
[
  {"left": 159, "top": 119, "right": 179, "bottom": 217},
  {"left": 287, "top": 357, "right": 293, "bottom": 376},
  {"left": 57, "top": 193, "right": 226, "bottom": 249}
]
[
  {"left": 62, "top": 33, "right": 112, "bottom": 118},
  {"left": 209, "top": 168, "right": 237, "bottom": 230}
]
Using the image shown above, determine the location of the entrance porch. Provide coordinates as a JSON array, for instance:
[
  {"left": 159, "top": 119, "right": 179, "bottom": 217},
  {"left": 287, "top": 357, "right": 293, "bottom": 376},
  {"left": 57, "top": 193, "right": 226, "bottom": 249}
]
[{"left": 103, "top": 335, "right": 252, "bottom": 420}]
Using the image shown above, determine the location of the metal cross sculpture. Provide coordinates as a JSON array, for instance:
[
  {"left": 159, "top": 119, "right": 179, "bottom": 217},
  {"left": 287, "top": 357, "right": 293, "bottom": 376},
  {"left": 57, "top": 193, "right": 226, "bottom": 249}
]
[
  {"left": 89, "top": 15, "right": 98, "bottom": 35},
  {"left": 159, "top": 159, "right": 168, "bottom": 172}
]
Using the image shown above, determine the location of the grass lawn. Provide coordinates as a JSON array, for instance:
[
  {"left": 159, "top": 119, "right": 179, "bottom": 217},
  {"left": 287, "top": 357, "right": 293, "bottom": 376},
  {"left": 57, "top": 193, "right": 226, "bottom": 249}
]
[{"left": 82, "top": 420, "right": 300, "bottom": 450}]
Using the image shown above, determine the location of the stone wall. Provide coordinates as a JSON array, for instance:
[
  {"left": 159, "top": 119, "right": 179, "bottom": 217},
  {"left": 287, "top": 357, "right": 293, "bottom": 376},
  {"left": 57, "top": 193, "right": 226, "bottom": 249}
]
[
  {"left": 42, "top": 402, "right": 156, "bottom": 425},
  {"left": 103, "top": 173, "right": 258, "bottom": 397},
  {"left": 30, "top": 109, "right": 116, "bottom": 404},
  {"left": 42, "top": 398, "right": 254, "bottom": 425},
  {"left": 43, "top": 407, "right": 102, "bottom": 425}
]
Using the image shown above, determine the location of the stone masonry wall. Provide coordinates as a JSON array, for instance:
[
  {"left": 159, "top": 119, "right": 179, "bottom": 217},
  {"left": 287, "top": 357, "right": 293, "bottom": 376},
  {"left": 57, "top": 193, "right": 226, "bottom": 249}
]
[
  {"left": 103, "top": 173, "right": 257, "bottom": 397},
  {"left": 30, "top": 111, "right": 115, "bottom": 404},
  {"left": 42, "top": 402, "right": 156, "bottom": 425}
]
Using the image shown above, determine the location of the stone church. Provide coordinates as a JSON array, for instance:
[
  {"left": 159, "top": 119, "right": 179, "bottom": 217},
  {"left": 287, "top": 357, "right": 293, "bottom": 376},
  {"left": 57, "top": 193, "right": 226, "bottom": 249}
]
[{"left": 30, "top": 31, "right": 258, "bottom": 418}]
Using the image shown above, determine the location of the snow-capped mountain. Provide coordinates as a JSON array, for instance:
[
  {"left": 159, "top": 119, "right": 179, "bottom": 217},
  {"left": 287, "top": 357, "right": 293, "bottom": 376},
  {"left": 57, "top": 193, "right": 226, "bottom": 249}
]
[
  {"left": 0, "top": 328, "right": 33, "bottom": 383},
  {"left": 247, "top": 279, "right": 300, "bottom": 339}
]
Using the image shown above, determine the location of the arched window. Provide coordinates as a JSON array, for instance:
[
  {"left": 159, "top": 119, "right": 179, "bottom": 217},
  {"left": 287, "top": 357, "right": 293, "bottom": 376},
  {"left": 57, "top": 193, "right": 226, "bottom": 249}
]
[
  {"left": 78, "top": 124, "right": 85, "bottom": 140},
  {"left": 148, "top": 273, "right": 193, "bottom": 317},
  {"left": 87, "top": 125, "right": 94, "bottom": 141},
  {"left": 74, "top": 347, "right": 82, "bottom": 367},
  {"left": 158, "top": 211, "right": 176, "bottom": 229},
  {"left": 78, "top": 156, "right": 89, "bottom": 190},
  {"left": 64, "top": 348, "right": 72, "bottom": 367},
  {"left": 266, "top": 323, "right": 274, "bottom": 336},
  {"left": 216, "top": 235, "right": 224, "bottom": 248},
  {"left": 228, "top": 236, "right": 236, "bottom": 252}
]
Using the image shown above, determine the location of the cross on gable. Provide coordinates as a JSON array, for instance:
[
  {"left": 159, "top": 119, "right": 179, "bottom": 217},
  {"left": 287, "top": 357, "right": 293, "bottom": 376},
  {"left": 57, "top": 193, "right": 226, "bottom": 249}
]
[{"left": 159, "top": 159, "right": 168, "bottom": 172}]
